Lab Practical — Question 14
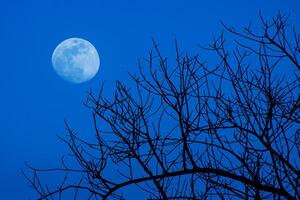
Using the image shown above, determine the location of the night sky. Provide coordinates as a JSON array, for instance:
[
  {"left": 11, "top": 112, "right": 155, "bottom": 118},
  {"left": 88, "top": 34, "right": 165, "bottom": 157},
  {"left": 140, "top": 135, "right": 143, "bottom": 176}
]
[{"left": 0, "top": 0, "right": 299, "bottom": 199}]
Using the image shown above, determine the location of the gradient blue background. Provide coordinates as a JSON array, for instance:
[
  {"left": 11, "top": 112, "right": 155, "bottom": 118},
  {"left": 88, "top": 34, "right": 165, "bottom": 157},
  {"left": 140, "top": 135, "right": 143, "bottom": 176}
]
[{"left": 0, "top": 0, "right": 299, "bottom": 199}]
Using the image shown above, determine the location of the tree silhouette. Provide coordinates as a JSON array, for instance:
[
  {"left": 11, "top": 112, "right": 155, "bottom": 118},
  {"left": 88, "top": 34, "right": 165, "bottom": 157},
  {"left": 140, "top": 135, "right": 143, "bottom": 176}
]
[{"left": 24, "top": 12, "right": 300, "bottom": 199}]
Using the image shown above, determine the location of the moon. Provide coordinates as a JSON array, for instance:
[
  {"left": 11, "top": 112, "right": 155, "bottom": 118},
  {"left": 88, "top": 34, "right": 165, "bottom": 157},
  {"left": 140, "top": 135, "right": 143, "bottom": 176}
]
[{"left": 52, "top": 38, "right": 100, "bottom": 83}]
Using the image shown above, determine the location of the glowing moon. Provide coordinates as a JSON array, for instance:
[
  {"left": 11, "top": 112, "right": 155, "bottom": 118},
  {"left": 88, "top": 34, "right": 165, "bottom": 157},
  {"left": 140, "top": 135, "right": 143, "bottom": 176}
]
[{"left": 52, "top": 38, "right": 100, "bottom": 83}]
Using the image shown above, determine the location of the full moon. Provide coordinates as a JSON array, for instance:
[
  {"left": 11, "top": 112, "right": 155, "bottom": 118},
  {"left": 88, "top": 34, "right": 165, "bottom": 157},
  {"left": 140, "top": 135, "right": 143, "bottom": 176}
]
[{"left": 52, "top": 38, "right": 100, "bottom": 83}]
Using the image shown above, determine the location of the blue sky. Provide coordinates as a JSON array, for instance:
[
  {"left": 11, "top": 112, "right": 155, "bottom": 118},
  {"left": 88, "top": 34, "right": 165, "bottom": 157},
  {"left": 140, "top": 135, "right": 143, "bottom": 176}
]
[{"left": 0, "top": 0, "right": 299, "bottom": 199}]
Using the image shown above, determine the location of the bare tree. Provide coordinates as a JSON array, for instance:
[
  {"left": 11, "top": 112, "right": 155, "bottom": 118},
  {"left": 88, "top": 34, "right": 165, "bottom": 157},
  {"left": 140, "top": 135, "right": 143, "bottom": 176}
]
[{"left": 24, "top": 12, "right": 300, "bottom": 199}]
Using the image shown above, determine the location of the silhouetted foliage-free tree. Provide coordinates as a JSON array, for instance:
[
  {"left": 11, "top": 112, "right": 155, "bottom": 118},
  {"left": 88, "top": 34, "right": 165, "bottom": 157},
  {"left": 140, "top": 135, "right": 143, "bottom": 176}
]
[{"left": 25, "top": 13, "right": 300, "bottom": 199}]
